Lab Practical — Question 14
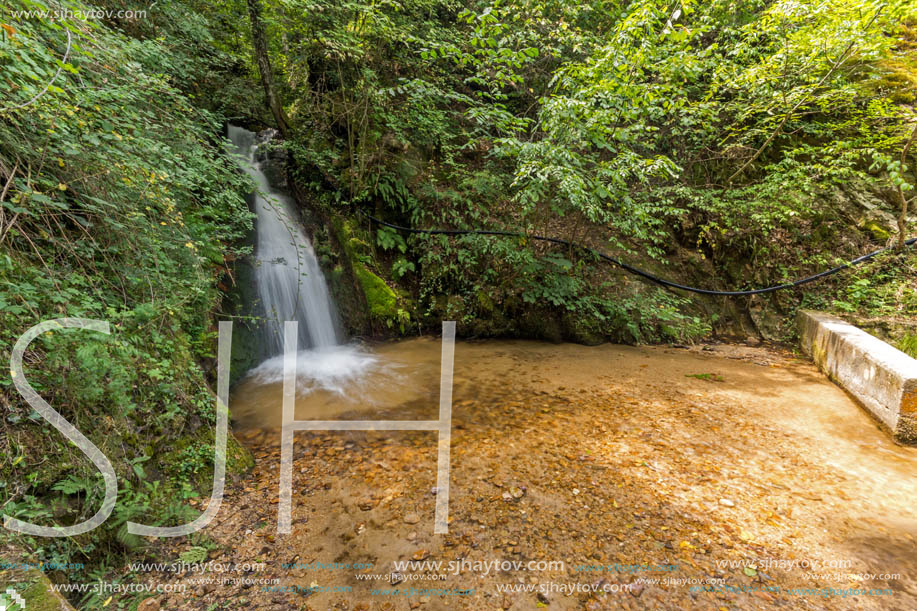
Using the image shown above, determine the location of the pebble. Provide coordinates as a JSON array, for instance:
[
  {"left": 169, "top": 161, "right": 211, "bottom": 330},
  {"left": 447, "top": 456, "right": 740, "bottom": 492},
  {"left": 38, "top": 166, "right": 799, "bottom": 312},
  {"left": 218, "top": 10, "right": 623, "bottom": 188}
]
[
  {"left": 719, "top": 498, "right": 735, "bottom": 507},
  {"left": 138, "top": 599, "right": 160, "bottom": 611},
  {"left": 404, "top": 512, "right": 420, "bottom": 524}
]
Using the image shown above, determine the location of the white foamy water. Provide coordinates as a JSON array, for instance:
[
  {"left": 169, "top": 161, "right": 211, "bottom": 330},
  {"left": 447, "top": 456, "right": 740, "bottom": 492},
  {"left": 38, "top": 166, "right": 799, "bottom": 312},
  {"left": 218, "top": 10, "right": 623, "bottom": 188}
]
[{"left": 246, "top": 344, "right": 382, "bottom": 395}]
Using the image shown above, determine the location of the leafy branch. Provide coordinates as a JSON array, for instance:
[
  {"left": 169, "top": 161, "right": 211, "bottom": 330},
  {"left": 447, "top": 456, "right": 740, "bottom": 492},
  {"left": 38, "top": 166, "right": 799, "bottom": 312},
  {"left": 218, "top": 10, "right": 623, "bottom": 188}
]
[{"left": 726, "top": 7, "right": 883, "bottom": 184}]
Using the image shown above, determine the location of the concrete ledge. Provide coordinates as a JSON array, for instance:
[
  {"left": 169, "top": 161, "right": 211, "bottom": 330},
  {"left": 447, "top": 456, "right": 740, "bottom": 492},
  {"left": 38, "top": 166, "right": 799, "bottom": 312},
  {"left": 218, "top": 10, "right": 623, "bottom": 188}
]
[{"left": 798, "top": 310, "right": 917, "bottom": 443}]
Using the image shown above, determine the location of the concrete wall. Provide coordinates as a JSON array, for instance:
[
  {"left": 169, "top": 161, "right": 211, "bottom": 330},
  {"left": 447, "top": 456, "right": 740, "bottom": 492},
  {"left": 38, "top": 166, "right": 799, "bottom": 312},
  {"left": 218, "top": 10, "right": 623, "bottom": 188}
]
[{"left": 798, "top": 310, "right": 917, "bottom": 444}]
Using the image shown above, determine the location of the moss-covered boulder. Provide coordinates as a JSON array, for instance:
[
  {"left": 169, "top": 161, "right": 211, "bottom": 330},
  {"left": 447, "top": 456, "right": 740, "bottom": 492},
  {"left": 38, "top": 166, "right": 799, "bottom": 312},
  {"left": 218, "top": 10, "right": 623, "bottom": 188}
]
[
  {"left": 0, "top": 564, "right": 75, "bottom": 611},
  {"left": 354, "top": 264, "right": 402, "bottom": 326}
]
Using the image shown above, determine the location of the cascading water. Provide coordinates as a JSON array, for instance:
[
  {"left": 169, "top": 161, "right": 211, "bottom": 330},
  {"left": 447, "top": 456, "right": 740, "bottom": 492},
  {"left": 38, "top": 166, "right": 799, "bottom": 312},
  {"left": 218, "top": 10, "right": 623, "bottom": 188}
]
[
  {"left": 228, "top": 126, "right": 377, "bottom": 394},
  {"left": 228, "top": 125, "right": 340, "bottom": 354}
]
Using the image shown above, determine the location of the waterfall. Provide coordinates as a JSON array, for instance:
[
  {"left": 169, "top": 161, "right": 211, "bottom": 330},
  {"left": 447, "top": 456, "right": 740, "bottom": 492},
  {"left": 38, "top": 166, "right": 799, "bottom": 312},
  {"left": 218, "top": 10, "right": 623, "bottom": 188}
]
[{"left": 228, "top": 125, "right": 340, "bottom": 355}]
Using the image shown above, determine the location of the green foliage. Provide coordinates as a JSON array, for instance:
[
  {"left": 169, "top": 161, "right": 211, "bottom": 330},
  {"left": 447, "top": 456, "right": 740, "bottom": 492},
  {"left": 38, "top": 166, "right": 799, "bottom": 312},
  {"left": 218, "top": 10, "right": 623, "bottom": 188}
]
[
  {"left": 175, "top": 443, "right": 215, "bottom": 480},
  {"left": 0, "top": 1, "right": 912, "bottom": 602},
  {"left": 179, "top": 546, "right": 209, "bottom": 564},
  {"left": 825, "top": 251, "right": 917, "bottom": 316},
  {"left": 898, "top": 333, "right": 917, "bottom": 358},
  {"left": 254, "top": 0, "right": 915, "bottom": 342},
  {"left": 0, "top": 0, "right": 254, "bottom": 580},
  {"left": 686, "top": 373, "right": 725, "bottom": 382}
]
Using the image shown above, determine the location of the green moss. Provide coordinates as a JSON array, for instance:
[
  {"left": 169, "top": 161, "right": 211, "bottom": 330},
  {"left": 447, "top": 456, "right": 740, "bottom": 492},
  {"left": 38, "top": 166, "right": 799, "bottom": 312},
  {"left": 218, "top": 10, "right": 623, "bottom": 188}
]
[
  {"left": 226, "top": 432, "right": 256, "bottom": 474},
  {"left": 332, "top": 216, "right": 363, "bottom": 260},
  {"left": 348, "top": 237, "right": 372, "bottom": 255},
  {"left": 159, "top": 424, "right": 254, "bottom": 487},
  {"left": 355, "top": 264, "right": 399, "bottom": 320},
  {"left": 562, "top": 312, "right": 605, "bottom": 346},
  {"left": 22, "top": 572, "right": 72, "bottom": 611},
  {"left": 0, "top": 568, "right": 74, "bottom": 611},
  {"left": 895, "top": 333, "right": 917, "bottom": 359},
  {"left": 860, "top": 219, "right": 891, "bottom": 241}
]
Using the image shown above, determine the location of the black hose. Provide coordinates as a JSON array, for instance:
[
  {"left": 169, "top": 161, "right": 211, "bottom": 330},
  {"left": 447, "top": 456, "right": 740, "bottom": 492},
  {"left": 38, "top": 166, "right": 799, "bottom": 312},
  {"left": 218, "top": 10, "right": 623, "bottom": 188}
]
[{"left": 361, "top": 211, "right": 916, "bottom": 297}]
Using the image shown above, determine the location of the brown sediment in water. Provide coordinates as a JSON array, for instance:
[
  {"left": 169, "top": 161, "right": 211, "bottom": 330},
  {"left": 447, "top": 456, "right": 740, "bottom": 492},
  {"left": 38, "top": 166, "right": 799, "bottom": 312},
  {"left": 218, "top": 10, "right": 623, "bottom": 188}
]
[{"left": 144, "top": 340, "right": 917, "bottom": 610}]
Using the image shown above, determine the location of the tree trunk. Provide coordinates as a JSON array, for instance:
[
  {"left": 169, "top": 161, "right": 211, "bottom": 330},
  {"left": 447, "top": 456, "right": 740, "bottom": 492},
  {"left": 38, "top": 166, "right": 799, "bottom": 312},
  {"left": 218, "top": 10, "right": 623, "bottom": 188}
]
[
  {"left": 247, "top": 0, "right": 290, "bottom": 138},
  {"left": 897, "top": 123, "right": 917, "bottom": 250}
]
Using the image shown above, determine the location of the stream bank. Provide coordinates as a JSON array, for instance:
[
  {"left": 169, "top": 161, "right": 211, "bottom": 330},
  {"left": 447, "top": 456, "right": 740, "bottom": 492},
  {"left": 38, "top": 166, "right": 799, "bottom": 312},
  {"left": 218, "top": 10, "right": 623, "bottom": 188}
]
[{"left": 136, "top": 339, "right": 917, "bottom": 610}]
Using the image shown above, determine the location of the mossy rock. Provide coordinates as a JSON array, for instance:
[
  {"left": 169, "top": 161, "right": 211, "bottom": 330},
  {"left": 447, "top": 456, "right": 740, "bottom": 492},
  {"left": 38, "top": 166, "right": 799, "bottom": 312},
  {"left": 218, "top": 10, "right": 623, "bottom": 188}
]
[
  {"left": 348, "top": 237, "right": 372, "bottom": 255},
  {"left": 321, "top": 215, "right": 375, "bottom": 336},
  {"left": 561, "top": 312, "right": 605, "bottom": 346},
  {"left": 476, "top": 290, "right": 495, "bottom": 314},
  {"left": 354, "top": 264, "right": 399, "bottom": 321},
  {"left": 518, "top": 310, "right": 564, "bottom": 343},
  {"left": 225, "top": 431, "right": 255, "bottom": 475},
  {"left": 859, "top": 218, "right": 891, "bottom": 241},
  {"left": 0, "top": 566, "right": 75, "bottom": 610}
]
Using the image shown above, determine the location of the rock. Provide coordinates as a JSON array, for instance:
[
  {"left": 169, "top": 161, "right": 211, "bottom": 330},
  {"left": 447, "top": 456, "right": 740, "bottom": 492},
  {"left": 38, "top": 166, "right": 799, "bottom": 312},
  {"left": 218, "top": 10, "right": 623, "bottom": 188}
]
[
  {"left": 254, "top": 129, "right": 288, "bottom": 190},
  {"left": 858, "top": 214, "right": 894, "bottom": 241},
  {"left": 392, "top": 572, "right": 406, "bottom": 585},
  {"left": 404, "top": 512, "right": 421, "bottom": 524},
  {"left": 407, "top": 531, "right": 417, "bottom": 541},
  {"left": 412, "top": 549, "right": 430, "bottom": 561},
  {"left": 630, "top": 582, "right": 644, "bottom": 597},
  {"left": 138, "top": 599, "right": 160, "bottom": 611},
  {"left": 719, "top": 498, "right": 735, "bottom": 507},
  {"left": 509, "top": 486, "right": 525, "bottom": 499}
]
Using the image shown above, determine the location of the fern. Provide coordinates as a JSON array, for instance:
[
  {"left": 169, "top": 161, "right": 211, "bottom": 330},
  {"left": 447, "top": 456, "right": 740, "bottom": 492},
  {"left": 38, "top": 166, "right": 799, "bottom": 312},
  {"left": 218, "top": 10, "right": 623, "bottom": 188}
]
[
  {"left": 51, "top": 476, "right": 91, "bottom": 495},
  {"left": 179, "top": 546, "right": 208, "bottom": 564}
]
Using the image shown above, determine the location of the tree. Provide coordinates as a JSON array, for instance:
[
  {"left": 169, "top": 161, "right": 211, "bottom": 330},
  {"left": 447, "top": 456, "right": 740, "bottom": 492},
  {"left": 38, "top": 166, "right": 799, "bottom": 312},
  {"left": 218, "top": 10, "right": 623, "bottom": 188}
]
[
  {"left": 247, "top": 0, "right": 290, "bottom": 137},
  {"left": 896, "top": 123, "right": 916, "bottom": 250}
]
